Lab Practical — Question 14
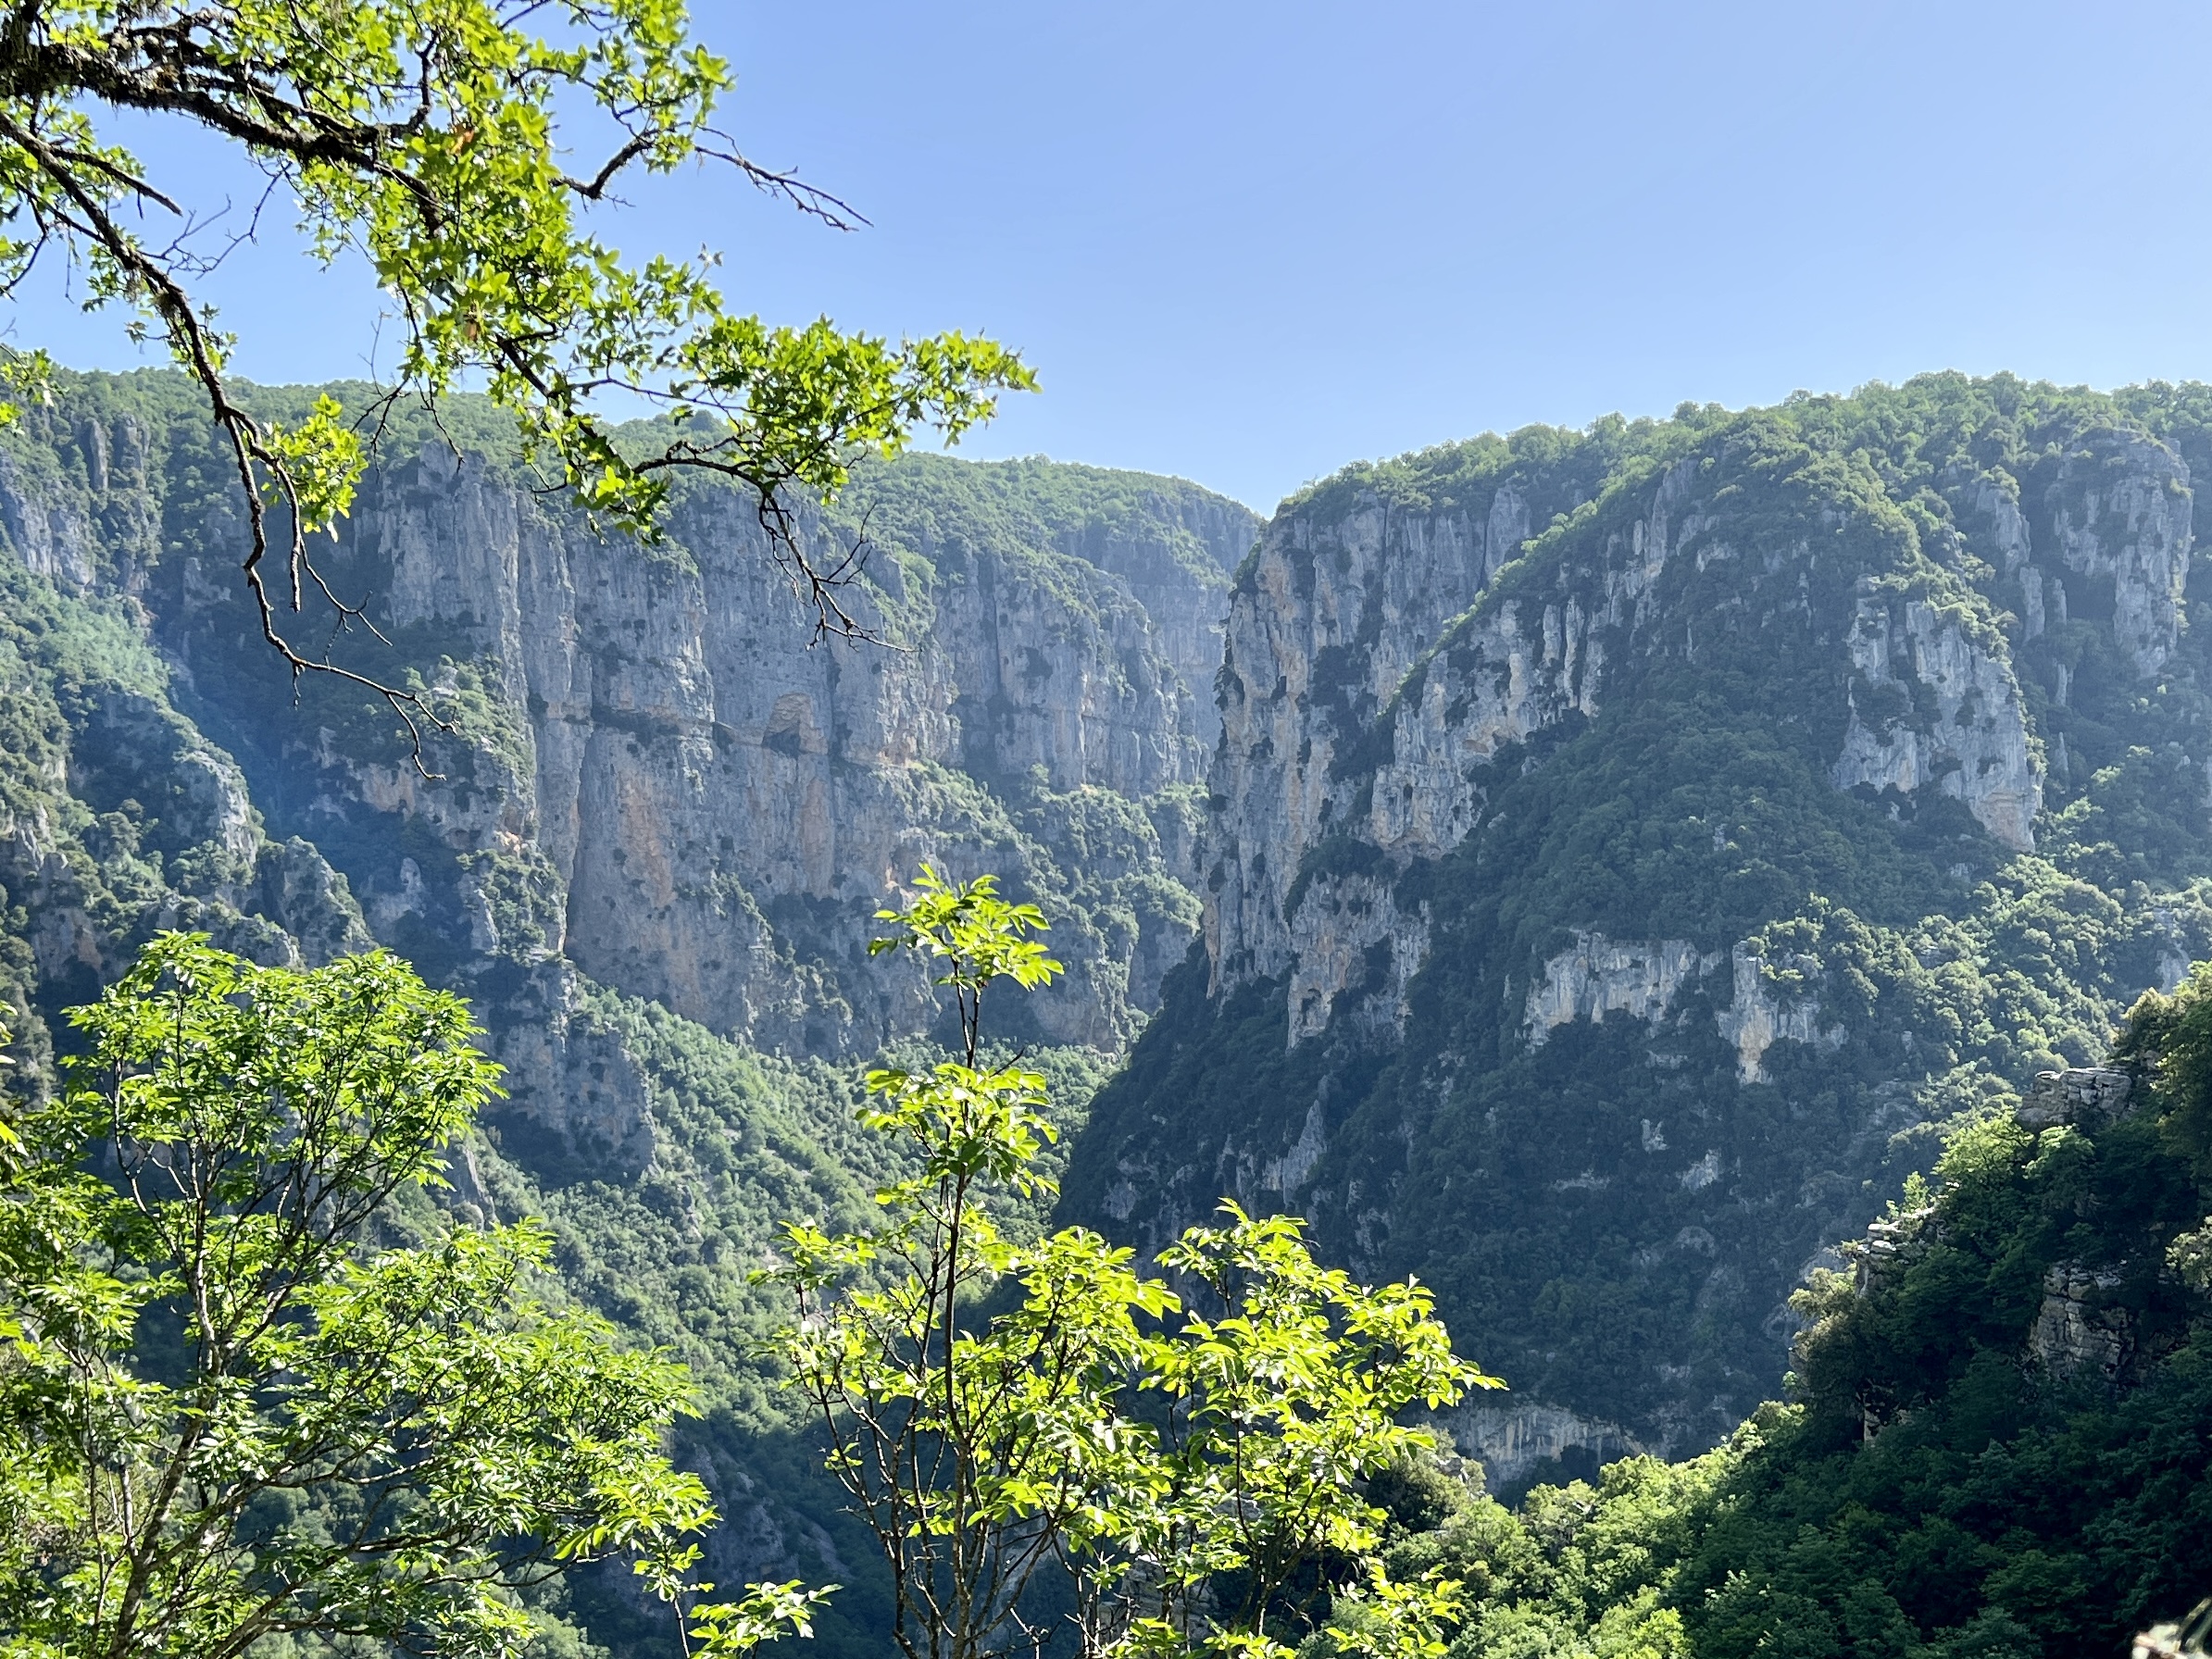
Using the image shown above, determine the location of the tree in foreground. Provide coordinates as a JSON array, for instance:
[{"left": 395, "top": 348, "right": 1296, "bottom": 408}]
[
  {"left": 764, "top": 868, "right": 1504, "bottom": 1659},
  {"left": 0, "top": 933, "right": 818, "bottom": 1658},
  {"left": 0, "top": 0, "right": 1033, "bottom": 734}
]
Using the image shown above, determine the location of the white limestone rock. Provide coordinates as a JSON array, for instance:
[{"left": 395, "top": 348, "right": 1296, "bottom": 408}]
[
  {"left": 1206, "top": 486, "right": 1525, "bottom": 992},
  {"left": 1831, "top": 591, "right": 2043, "bottom": 851},
  {"left": 1285, "top": 869, "right": 1431, "bottom": 1047},
  {"left": 1437, "top": 1401, "right": 1647, "bottom": 1492},
  {"left": 1524, "top": 932, "right": 1708, "bottom": 1046},
  {"left": 2047, "top": 430, "right": 2192, "bottom": 678},
  {"left": 218, "top": 445, "right": 1253, "bottom": 1054},
  {"left": 2029, "top": 1263, "right": 2131, "bottom": 1382},
  {"left": 1974, "top": 470, "right": 2033, "bottom": 573},
  {"left": 1716, "top": 942, "right": 1845, "bottom": 1084}
]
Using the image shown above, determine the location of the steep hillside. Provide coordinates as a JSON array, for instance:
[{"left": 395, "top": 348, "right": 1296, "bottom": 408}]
[
  {"left": 0, "top": 368, "right": 1256, "bottom": 1654},
  {"left": 1352, "top": 1006, "right": 2212, "bottom": 1659},
  {"left": 1064, "top": 375, "right": 2212, "bottom": 1481},
  {"left": 0, "top": 370, "right": 1257, "bottom": 1065}
]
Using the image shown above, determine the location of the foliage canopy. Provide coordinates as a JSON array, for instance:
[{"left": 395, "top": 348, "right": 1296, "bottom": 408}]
[
  {"left": 765, "top": 869, "right": 1497, "bottom": 1659},
  {"left": 0, "top": 934, "right": 816, "bottom": 1658},
  {"left": 0, "top": 0, "right": 1033, "bottom": 740},
  {"left": 1335, "top": 964, "right": 2212, "bottom": 1659}
]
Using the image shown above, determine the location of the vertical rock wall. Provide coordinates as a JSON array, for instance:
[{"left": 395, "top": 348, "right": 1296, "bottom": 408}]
[{"left": 0, "top": 377, "right": 1261, "bottom": 1086}]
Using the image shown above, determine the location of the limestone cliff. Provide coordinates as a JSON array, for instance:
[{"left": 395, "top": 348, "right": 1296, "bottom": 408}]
[
  {"left": 1067, "top": 376, "right": 2212, "bottom": 1479},
  {"left": 0, "top": 377, "right": 1257, "bottom": 1093},
  {"left": 0, "top": 372, "right": 1256, "bottom": 1658},
  {"left": 269, "top": 442, "right": 1241, "bottom": 1055}
]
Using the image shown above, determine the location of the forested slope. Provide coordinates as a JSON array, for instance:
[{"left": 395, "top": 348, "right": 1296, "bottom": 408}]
[
  {"left": 1065, "top": 374, "right": 2212, "bottom": 1483},
  {"left": 1354, "top": 982, "right": 2212, "bottom": 1658},
  {"left": 15, "top": 367, "right": 2212, "bottom": 1657}
]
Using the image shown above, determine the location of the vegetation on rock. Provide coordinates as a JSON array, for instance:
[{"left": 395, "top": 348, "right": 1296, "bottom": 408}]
[
  {"left": 9, "top": 366, "right": 2212, "bottom": 1657},
  {"left": 1069, "top": 372, "right": 2212, "bottom": 1470},
  {"left": 1343, "top": 966, "right": 2212, "bottom": 1658}
]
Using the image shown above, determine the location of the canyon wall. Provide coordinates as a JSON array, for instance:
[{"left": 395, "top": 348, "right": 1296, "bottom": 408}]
[
  {"left": 0, "top": 376, "right": 1257, "bottom": 1086},
  {"left": 0, "top": 373, "right": 1256, "bottom": 1641},
  {"left": 1067, "top": 379, "right": 2212, "bottom": 1479}
]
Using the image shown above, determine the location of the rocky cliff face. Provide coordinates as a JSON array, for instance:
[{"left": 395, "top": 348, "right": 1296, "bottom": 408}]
[
  {"left": 0, "top": 372, "right": 1257, "bottom": 1654},
  {"left": 259, "top": 442, "right": 1243, "bottom": 1057},
  {"left": 19, "top": 366, "right": 2212, "bottom": 1628},
  {"left": 0, "top": 378, "right": 1256, "bottom": 1087},
  {"left": 1067, "top": 377, "right": 2212, "bottom": 1480},
  {"left": 1209, "top": 436, "right": 2064, "bottom": 1042},
  {"left": 1206, "top": 470, "right": 1525, "bottom": 992}
]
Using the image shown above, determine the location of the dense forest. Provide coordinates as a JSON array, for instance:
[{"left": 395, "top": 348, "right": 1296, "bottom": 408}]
[{"left": 1342, "top": 966, "right": 2212, "bottom": 1658}]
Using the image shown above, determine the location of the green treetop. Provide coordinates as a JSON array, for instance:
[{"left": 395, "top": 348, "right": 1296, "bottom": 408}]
[
  {"left": 0, "top": 0, "right": 1034, "bottom": 743},
  {"left": 0, "top": 933, "right": 818, "bottom": 1659},
  {"left": 764, "top": 867, "right": 1501, "bottom": 1659}
]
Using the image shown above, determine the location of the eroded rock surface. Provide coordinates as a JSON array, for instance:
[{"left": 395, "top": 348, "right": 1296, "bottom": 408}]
[
  {"left": 2030, "top": 1264, "right": 2133, "bottom": 1382},
  {"left": 1831, "top": 592, "right": 2042, "bottom": 851},
  {"left": 2016, "top": 1066, "right": 2134, "bottom": 1130},
  {"left": 1069, "top": 383, "right": 2212, "bottom": 1467},
  {"left": 17, "top": 417, "right": 1260, "bottom": 1057}
]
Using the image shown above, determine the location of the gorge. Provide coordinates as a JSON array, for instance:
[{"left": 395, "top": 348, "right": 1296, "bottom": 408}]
[
  {"left": 1065, "top": 379, "right": 2212, "bottom": 1483},
  {"left": 5, "top": 368, "right": 2211, "bottom": 1655}
]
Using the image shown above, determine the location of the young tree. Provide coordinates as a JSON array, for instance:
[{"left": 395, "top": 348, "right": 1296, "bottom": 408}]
[
  {"left": 0, "top": 933, "right": 815, "bottom": 1658},
  {"left": 765, "top": 869, "right": 1501, "bottom": 1659},
  {"left": 0, "top": 0, "right": 1034, "bottom": 734}
]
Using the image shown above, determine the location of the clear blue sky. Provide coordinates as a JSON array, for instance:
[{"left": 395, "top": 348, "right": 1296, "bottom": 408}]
[{"left": 14, "top": 0, "right": 2212, "bottom": 513}]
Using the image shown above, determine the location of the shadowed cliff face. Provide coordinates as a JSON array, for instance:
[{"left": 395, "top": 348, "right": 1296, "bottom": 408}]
[{"left": 1064, "top": 375, "right": 2212, "bottom": 1478}]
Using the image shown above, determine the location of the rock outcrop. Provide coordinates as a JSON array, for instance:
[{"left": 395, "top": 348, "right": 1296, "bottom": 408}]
[
  {"left": 2017, "top": 1066, "right": 2135, "bottom": 1130},
  {"left": 1831, "top": 592, "right": 2042, "bottom": 851},
  {"left": 2029, "top": 1263, "right": 2133, "bottom": 1381},
  {"left": 1850, "top": 1204, "right": 1938, "bottom": 1297},
  {"left": 1714, "top": 942, "right": 1844, "bottom": 1085},
  {"left": 2047, "top": 430, "right": 2192, "bottom": 678},
  {"left": 1206, "top": 493, "right": 1506, "bottom": 993},
  {"left": 1525, "top": 934, "right": 1709, "bottom": 1046},
  {"left": 1438, "top": 1401, "right": 1646, "bottom": 1494}
]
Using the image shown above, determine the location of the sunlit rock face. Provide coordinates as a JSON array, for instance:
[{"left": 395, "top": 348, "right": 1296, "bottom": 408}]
[
  {"left": 1206, "top": 484, "right": 1523, "bottom": 995},
  {"left": 0, "top": 382, "right": 1259, "bottom": 1077},
  {"left": 1194, "top": 414, "right": 2200, "bottom": 1054},
  {"left": 1831, "top": 593, "right": 2042, "bottom": 851},
  {"left": 2047, "top": 429, "right": 2192, "bottom": 678},
  {"left": 1524, "top": 934, "right": 1709, "bottom": 1047},
  {"left": 178, "top": 447, "right": 1254, "bottom": 1055},
  {"left": 1067, "top": 380, "right": 2212, "bottom": 1467}
]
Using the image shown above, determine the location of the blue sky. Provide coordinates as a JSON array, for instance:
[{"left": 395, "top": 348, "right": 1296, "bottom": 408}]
[{"left": 14, "top": 1, "right": 2212, "bottom": 512}]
